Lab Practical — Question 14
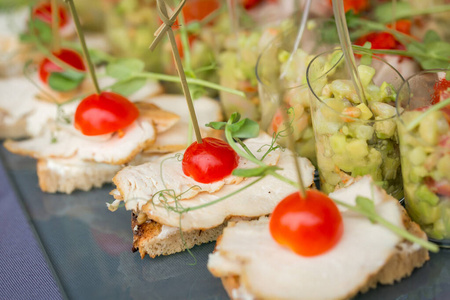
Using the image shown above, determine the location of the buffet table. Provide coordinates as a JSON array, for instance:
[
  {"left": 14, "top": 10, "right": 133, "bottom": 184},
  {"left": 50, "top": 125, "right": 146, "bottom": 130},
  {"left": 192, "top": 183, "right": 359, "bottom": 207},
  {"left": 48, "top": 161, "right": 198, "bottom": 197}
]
[{"left": 1, "top": 144, "right": 449, "bottom": 300}]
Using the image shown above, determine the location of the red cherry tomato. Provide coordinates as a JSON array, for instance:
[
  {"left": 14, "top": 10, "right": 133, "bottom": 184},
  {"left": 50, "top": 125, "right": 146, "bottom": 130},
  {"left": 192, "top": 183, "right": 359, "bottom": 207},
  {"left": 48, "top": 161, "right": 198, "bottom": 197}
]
[
  {"left": 162, "top": 0, "right": 220, "bottom": 28},
  {"left": 74, "top": 92, "right": 139, "bottom": 136},
  {"left": 182, "top": 137, "right": 239, "bottom": 183},
  {"left": 269, "top": 189, "right": 344, "bottom": 257},
  {"left": 431, "top": 78, "right": 450, "bottom": 117},
  {"left": 182, "top": 0, "right": 221, "bottom": 24},
  {"left": 388, "top": 19, "right": 412, "bottom": 36},
  {"left": 356, "top": 20, "right": 412, "bottom": 52},
  {"left": 328, "top": 0, "right": 370, "bottom": 14},
  {"left": 241, "top": 0, "right": 264, "bottom": 10},
  {"left": 32, "top": 2, "right": 69, "bottom": 28},
  {"left": 39, "top": 48, "right": 86, "bottom": 84},
  {"left": 432, "top": 78, "right": 450, "bottom": 104},
  {"left": 356, "top": 32, "right": 397, "bottom": 50}
]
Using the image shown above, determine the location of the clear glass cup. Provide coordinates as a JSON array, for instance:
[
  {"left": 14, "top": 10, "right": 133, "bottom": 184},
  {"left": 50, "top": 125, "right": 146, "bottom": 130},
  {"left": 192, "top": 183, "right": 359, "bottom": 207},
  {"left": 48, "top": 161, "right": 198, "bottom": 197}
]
[
  {"left": 306, "top": 48, "right": 405, "bottom": 198},
  {"left": 396, "top": 69, "right": 450, "bottom": 247},
  {"left": 102, "top": 0, "right": 163, "bottom": 72},
  {"left": 255, "top": 19, "right": 337, "bottom": 166}
]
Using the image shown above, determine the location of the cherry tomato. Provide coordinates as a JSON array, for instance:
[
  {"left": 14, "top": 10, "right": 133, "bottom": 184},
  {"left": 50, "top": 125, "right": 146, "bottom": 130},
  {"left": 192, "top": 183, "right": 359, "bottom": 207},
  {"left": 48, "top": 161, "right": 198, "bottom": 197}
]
[
  {"left": 162, "top": 0, "right": 220, "bottom": 28},
  {"left": 431, "top": 78, "right": 450, "bottom": 117},
  {"left": 328, "top": 0, "right": 369, "bottom": 14},
  {"left": 432, "top": 78, "right": 450, "bottom": 104},
  {"left": 388, "top": 19, "right": 412, "bottom": 36},
  {"left": 74, "top": 92, "right": 139, "bottom": 136},
  {"left": 182, "top": 0, "right": 221, "bottom": 24},
  {"left": 32, "top": 2, "right": 69, "bottom": 28},
  {"left": 241, "top": 0, "right": 264, "bottom": 10},
  {"left": 269, "top": 189, "right": 344, "bottom": 256},
  {"left": 356, "top": 32, "right": 397, "bottom": 50},
  {"left": 39, "top": 48, "right": 86, "bottom": 84},
  {"left": 182, "top": 137, "right": 239, "bottom": 183}
]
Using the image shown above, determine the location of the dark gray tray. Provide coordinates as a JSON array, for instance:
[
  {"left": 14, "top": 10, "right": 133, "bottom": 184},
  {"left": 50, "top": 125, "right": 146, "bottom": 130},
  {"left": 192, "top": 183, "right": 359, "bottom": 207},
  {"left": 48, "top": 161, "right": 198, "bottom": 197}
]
[{"left": 1, "top": 145, "right": 448, "bottom": 300}]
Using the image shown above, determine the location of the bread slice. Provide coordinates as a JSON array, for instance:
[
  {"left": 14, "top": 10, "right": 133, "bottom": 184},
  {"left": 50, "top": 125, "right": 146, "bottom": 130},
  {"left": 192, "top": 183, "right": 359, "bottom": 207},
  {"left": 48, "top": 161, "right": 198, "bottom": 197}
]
[
  {"left": 131, "top": 214, "right": 234, "bottom": 259},
  {"left": 37, "top": 158, "right": 122, "bottom": 194},
  {"left": 208, "top": 176, "right": 430, "bottom": 300}
]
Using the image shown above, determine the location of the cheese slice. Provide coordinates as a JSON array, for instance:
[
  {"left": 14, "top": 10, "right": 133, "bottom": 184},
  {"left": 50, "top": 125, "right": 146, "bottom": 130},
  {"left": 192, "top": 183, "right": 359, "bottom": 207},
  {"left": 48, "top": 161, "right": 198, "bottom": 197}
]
[{"left": 207, "top": 177, "right": 426, "bottom": 300}]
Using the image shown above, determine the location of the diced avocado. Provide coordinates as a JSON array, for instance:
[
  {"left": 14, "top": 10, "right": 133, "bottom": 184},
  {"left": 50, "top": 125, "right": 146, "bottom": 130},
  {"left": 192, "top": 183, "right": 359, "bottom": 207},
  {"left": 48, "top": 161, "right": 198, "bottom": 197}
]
[
  {"left": 357, "top": 65, "right": 376, "bottom": 86},
  {"left": 330, "top": 133, "right": 347, "bottom": 154},
  {"left": 321, "top": 84, "right": 332, "bottom": 98},
  {"left": 367, "top": 148, "right": 383, "bottom": 168},
  {"left": 408, "top": 146, "right": 427, "bottom": 166},
  {"left": 429, "top": 219, "right": 447, "bottom": 240},
  {"left": 418, "top": 111, "right": 442, "bottom": 145},
  {"left": 352, "top": 165, "right": 382, "bottom": 181},
  {"left": 379, "top": 82, "right": 397, "bottom": 102},
  {"left": 374, "top": 118, "right": 396, "bottom": 139},
  {"left": 278, "top": 50, "right": 290, "bottom": 63},
  {"left": 382, "top": 157, "right": 401, "bottom": 180},
  {"left": 332, "top": 154, "right": 354, "bottom": 172},
  {"left": 415, "top": 185, "right": 440, "bottom": 206},
  {"left": 437, "top": 114, "right": 450, "bottom": 135},
  {"left": 437, "top": 155, "right": 450, "bottom": 181},
  {"left": 416, "top": 201, "right": 441, "bottom": 225},
  {"left": 409, "top": 166, "right": 428, "bottom": 183},
  {"left": 365, "top": 84, "right": 382, "bottom": 103},
  {"left": 348, "top": 123, "right": 374, "bottom": 140},
  {"left": 356, "top": 103, "right": 373, "bottom": 120},
  {"left": 370, "top": 102, "right": 396, "bottom": 118},
  {"left": 325, "top": 97, "right": 351, "bottom": 112},
  {"left": 330, "top": 80, "right": 360, "bottom": 103},
  {"left": 345, "top": 139, "right": 369, "bottom": 158}
]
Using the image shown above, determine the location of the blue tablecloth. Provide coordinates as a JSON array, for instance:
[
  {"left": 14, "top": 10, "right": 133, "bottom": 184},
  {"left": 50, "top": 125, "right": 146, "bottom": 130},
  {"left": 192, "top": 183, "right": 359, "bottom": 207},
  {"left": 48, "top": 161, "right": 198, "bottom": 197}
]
[{"left": 0, "top": 156, "right": 63, "bottom": 300}]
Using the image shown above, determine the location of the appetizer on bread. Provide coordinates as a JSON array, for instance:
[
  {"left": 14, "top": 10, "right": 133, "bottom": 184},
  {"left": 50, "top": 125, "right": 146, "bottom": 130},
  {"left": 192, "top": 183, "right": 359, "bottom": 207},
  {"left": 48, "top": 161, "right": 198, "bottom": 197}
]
[
  {"left": 4, "top": 94, "right": 221, "bottom": 194},
  {"left": 110, "top": 133, "right": 315, "bottom": 258},
  {"left": 208, "top": 176, "right": 430, "bottom": 300}
]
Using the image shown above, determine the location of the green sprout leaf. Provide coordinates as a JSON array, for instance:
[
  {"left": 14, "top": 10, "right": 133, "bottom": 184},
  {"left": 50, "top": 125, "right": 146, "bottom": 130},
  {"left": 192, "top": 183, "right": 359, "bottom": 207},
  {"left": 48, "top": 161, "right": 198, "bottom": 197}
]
[
  {"left": 423, "top": 30, "right": 442, "bottom": 44},
  {"left": 373, "top": 1, "right": 411, "bottom": 23},
  {"left": 360, "top": 42, "right": 373, "bottom": 65},
  {"left": 48, "top": 70, "right": 85, "bottom": 92},
  {"left": 106, "top": 58, "right": 145, "bottom": 80},
  {"left": 355, "top": 196, "right": 377, "bottom": 223},
  {"left": 206, "top": 113, "right": 259, "bottom": 139},
  {"left": 21, "top": 19, "right": 52, "bottom": 44},
  {"left": 110, "top": 77, "right": 146, "bottom": 96},
  {"left": 232, "top": 165, "right": 280, "bottom": 177},
  {"left": 228, "top": 118, "right": 260, "bottom": 139},
  {"left": 206, "top": 121, "right": 227, "bottom": 130}
]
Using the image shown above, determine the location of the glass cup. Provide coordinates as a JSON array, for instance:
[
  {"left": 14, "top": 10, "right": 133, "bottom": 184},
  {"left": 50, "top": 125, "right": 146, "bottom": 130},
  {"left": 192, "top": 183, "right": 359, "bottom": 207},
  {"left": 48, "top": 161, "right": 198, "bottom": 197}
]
[
  {"left": 255, "top": 19, "right": 337, "bottom": 166},
  {"left": 396, "top": 69, "right": 450, "bottom": 246},
  {"left": 306, "top": 49, "right": 405, "bottom": 198}
]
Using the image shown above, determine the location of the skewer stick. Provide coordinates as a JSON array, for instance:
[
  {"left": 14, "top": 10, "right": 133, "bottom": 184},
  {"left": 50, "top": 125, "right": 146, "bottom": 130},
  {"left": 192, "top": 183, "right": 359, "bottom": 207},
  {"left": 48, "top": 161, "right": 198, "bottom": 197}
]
[
  {"left": 277, "top": 87, "right": 307, "bottom": 199},
  {"left": 51, "top": 0, "right": 61, "bottom": 53},
  {"left": 333, "top": 0, "right": 369, "bottom": 106},
  {"left": 279, "top": 0, "right": 312, "bottom": 80},
  {"left": 64, "top": 0, "right": 101, "bottom": 94},
  {"left": 150, "top": 0, "right": 203, "bottom": 144}
]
